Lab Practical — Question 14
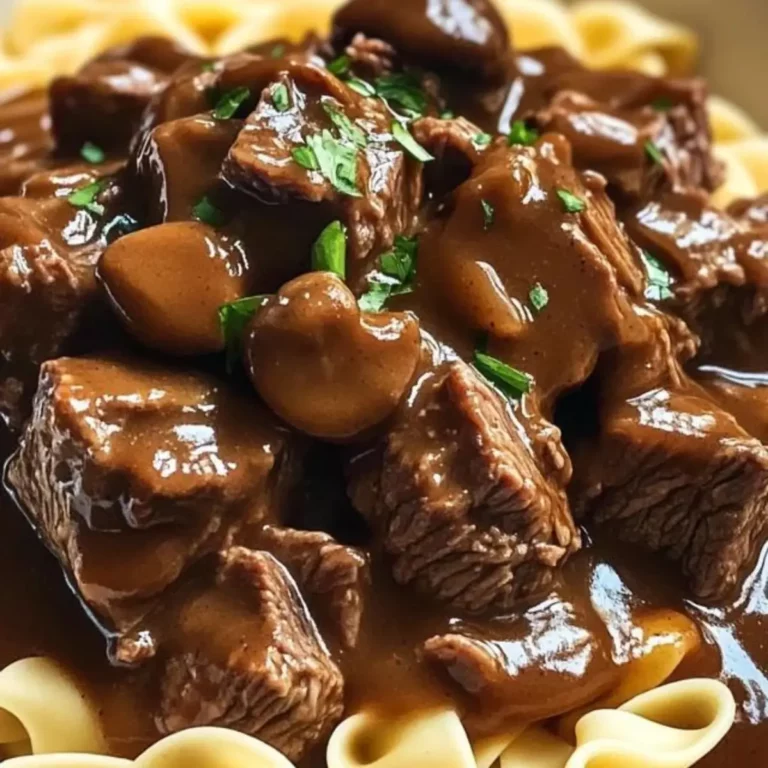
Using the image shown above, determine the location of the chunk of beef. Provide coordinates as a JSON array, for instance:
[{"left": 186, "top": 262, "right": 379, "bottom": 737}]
[
  {"left": 624, "top": 188, "right": 768, "bottom": 351},
  {"left": 157, "top": 547, "right": 344, "bottom": 762},
  {"left": 221, "top": 62, "right": 423, "bottom": 290},
  {"left": 333, "top": 0, "right": 510, "bottom": 81},
  {"left": 6, "top": 357, "right": 299, "bottom": 640},
  {"left": 729, "top": 192, "right": 768, "bottom": 227},
  {"left": 245, "top": 272, "right": 421, "bottom": 440},
  {"left": 415, "top": 136, "right": 652, "bottom": 403},
  {"left": 257, "top": 526, "right": 369, "bottom": 649},
  {"left": 0, "top": 89, "right": 52, "bottom": 196},
  {"left": 348, "top": 360, "right": 580, "bottom": 613},
  {"left": 50, "top": 58, "right": 169, "bottom": 154},
  {"left": 0, "top": 168, "right": 116, "bottom": 425},
  {"left": 571, "top": 386, "right": 768, "bottom": 600},
  {"left": 130, "top": 113, "right": 242, "bottom": 223},
  {"left": 343, "top": 33, "right": 396, "bottom": 78},
  {"left": 95, "top": 36, "right": 198, "bottom": 75}
]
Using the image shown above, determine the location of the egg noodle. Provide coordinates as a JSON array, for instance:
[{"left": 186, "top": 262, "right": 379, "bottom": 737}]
[{"left": 0, "top": 0, "right": 754, "bottom": 766}]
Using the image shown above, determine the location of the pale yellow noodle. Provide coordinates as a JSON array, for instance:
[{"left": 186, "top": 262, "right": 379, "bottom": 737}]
[{"left": 495, "top": 0, "right": 585, "bottom": 57}]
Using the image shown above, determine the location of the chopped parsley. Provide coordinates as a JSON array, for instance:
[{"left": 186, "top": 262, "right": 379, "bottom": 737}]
[
  {"left": 201, "top": 61, "right": 216, "bottom": 73},
  {"left": 67, "top": 179, "right": 107, "bottom": 215},
  {"left": 529, "top": 282, "right": 549, "bottom": 313},
  {"left": 271, "top": 83, "right": 290, "bottom": 112},
  {"left": 192, "top": 196, "right": 226, "bottom": 227},
  {"left": 219, "top": 295, "right": 270, "bottom": 373},
  {"left": 481, "top": 199, "right": 494, "bottom": 230},
  {"left": 645, "top": 140, "right": 664, "bottom": 165},
  {"left": 474, "top": 351, "right": 533, "bottom": 399},
  {"left": 212, "top": 86, "right": 251, "bottom": 120},
  {"left": 312, "top": 220, "right": 347, "bottom": 278},
  {"left": 391, "top": 120, "right": 433, "bottom": 162},
  {"left": 347, "top": 78, "right": 376, "bottom": 97},
  {"left": 292, "top": 145, "right": 320, "bottom": 171},
  {"left": 474, "top": 132, "right": 493, "bottom": 148},
  {"left": 306, "top": 130, "right": 361, "bottom": 196},
  {"left": 322, "top": 102, "right": 367, "bottom": 148},
  {"left": 556, "top": 188, "right": 586, "bottom": 214},
  {"left": 328, "top": 55, "right": 351, "bottom": 76},
  {"left": 508, "top": 120, "right": 539, "bottom": 147},
  {"left": 640, "top": 250, "right": 674, "bottom": 301},
  {"left": 80, "top": 142, "right": 105, "bottom": 164},
  {"left": 374, "top": 72, "right": 428, "bottom": 118},
  {"left": 270, "top": 44, "right": 286, "bottom": 58},
  {"left": 651, "top": 97, "right": 673, "bottom": 112},
  {"left": 440, "top": 109, "right": 455, "bottom": 119},
  {"left": 359, "top": 235, "right": 418, "bottom": 312}
]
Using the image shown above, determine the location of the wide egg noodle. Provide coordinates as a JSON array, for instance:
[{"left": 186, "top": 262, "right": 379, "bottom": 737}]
[
  {"left": 0, "top": 658, "right": 107, "bottom": 758},
  {"left": 494, "top": 0, "right": 585, "bottom": 57}
]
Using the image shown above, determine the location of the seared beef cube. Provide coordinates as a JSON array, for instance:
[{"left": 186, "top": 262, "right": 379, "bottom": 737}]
[
  {"left": 624, "top": 189, "right": 768, "bottom": 350},
  {"left": 50, "top": 59, "right": 169, "bottom": 154},
  {"left": 258, "top": 526, "right": 370, "bottom": 648},
  {"left": 348, "top": 360, "right": 580, "bottom": 613},
  {"left": 572, "top": 386, "right": 768, "bottom": 599},
  {"left": 131, "top": 114, "right": 242, "bottom": 223},
  {"left": 157, "top": 547, "right": 344, "bottom": 761},
  {"left": 416, "top": 137, "right": 652, "bottom": 402},
  {"left": 222, "top": 62, "right": 422, "bottom": 290},
  {"left": 332, "top": 0, "right": 510, "bottom": 81},
  {"left": 699, "top": 369, "right": 768, "bottom": 444},
  {"left": 95, "top": 36, "right": 198, "bottom": 75},
  {"left": 6, "top": 357, "right": 298, "bottom": 636},
  {"left": 343, "top": 33, "right": 396, "bottom": 78},
  {"left": 0, "top": 89, "right": 53, "bottom": 196},
  {"left": 0, "top": 175, "right": 113, "bottom": 425},
  {"left": 729, "top": 193, "right": 768, "bottom": 227}
]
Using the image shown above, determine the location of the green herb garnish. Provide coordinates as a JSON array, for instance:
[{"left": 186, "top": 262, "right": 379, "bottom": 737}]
[
  {"left": 645, "top": 140, "right": 664, "bottom": 165},
  {"left": 322, "top": 101, "right": 367, "bottom": 148},
  {"left": 201, "top": 61, "right": 216, "bottom": 73},
  {"left": 640, "top": 250, "right": 674, "bottom": 301},
  {"left": 219, "top": 295, "right": 270, "bottom": 373},
  {"left": 80, "top": 142, "right": 105, "bottom": 164},
  {"left": 391, "top": 121, "right": 433, "bottom": 162},
  {"left": 651, "top": 97, "right": 673, "bottom": 112},
  {"left": 328, "top": 55, "right": 351, "bottom": 76},
  {"left": 556, "top": 188, "right": 586, "bottom": 214},
  {"left": 212, "top": 86, "right": 251, "bottom": 120},
  {"left": 192, "top": 196, "right": 226, "bottom": 227},
  {"left": 347, "top": 78, "right": 376, "bottom": 97},
  {"left": 529, "top": 282, "right": 549, "bottom": 313},
  {"left": 375, "top": 72, "right": 428, "bottom": 118},
  {"left": 292, "top": 145, "right": 320, "bottom": 171},
  {"left": 474, "top": 132, "right": 493, "bottom": 148},
  {"left": 508, "top": 120, "right": 539, "bottom": 147},
  {"left": 481, "top": 199, "right": 494, "bottom": 230},
  {"left": 68, "top": 179, "right": 107, "bottom": 215},
  {"left": 270, "top": 44, "right": 286, "bottom": 58},
  {"left": 312, "top": 220, "right": 347, "bottom": 278},
  {"left": 440, "top": 110, "right": 455, "bottom": 119},
  {"left": 474, "top": 351, "right": 533, "bottom": 399},
  {"left": 381, "top": 235, "right": 418, "bottom": 282},
  {"left": 306, "top": 130, "right": 361, "bottom": 196},
  {"left": 271, "top": 83, "right": 290, "bottom": 112},
  {"left": 359, "top": 236, "right": 418, "bottom": 312}
]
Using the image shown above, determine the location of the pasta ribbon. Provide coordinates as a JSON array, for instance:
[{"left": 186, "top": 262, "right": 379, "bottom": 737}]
[
  {"left": 0, "top": 658, "right": 106, "bottom": 758},
  {"left": 495, "top": 0, "right": 585, "bottom": 57}
]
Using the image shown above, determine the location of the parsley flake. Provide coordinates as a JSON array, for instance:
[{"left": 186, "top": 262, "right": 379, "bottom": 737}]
[
  {"left": 359, "top": 236, "right": 418, "bottom": 312},
  {"left": 212, "top": 86, "right": 251, "bottom": 120},
  {"left": 201, "top": 61, "right": 216, "bottom": 73},
  {"left": 328, "top": 55, "right": 351, "bottom": 76},
  {"left": 306, "top": 130, "right": 361, "bottom": 196},
  {"left": 651, "top": 97, "right": 673, "bottom": 111},
  {"left": 381, "top": 235, "right": 418, "bottom": 282},
  {"left": 474, "top": 351, "right": 533, "bottom": 399},
  {"left": 556, "top": 189, "right": 586, "bottom": 214},
  {"left": 68, "top": 179, "right": 107, "bottom": 215},
  {"left": 508, "top": 120, "right": 539, "bottom": 147},
  {"left": 192, "top": 196, "right": 225, "bottom": 227},
  {"left": 440, "top": 109, "right": 455, "bottom": 119},
  {"left": 391, "top": 121, "right": 433, "bottom": 162},
  {"left": 640, "top": 250, "right": 674, "bottom": 302},
  {"left": 481, "top": 199, "right": 494, "bottom": 230},
  {"left": 271, "top": 83, "right": 290, "bottom": 112},
  {"left": 322, "top": 102, "right": 367, "bottom": 148},
  {"left": 529, "top": 282, "right": 549, "bottom": 313},
  {"left": 80, "top": 142, "right": 105, "bottom": 164},
  {"left": 645, "top": 140, "right": 664, "bottom": 165},
  {"left": 219, "top": 295, "right": 270, "bottom": 373},
  {"left": 375, "top": 72, "right": 428, "bottom": 118},
  {"left": 292, "top": 145, "right": 319, "bottom": 171},
  {"left": 474, "top": 132, "right": 493, "bottom": 148},
  {"left": 347, "top": 78, "right": 376, "bottom": 97},
  {"left": 270, "top": 44, "right": 286, "bottom": 58},
  {"left": 312, "top": 220, "right": 347, "bottom": 278}
]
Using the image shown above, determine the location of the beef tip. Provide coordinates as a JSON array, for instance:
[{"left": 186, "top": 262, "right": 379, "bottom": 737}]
[
  {"left": 416, "top": 135, "right": 651, "bottom": 403},
  {"left": 258, "top": 526, "right": 370, "bottom": 649},
  {"left": 729, "top": 192, "right": 768, "bottom": 227},
  {"left": 130, "top": 113, "right": 241, "bottom": 223},
  {"left": 6, "top": 357, "right": 299, "bottom": 639},
  {"left": 348, "top": 360, "right": 580, "bottom": 613},
  {"left": 698, "top": 368, "right": 768, "bottom": 444},
  {"left": 333, "top": 0, "right": 510, "bottom": 81},
  {"left": 221, "top": 63, "right": 423, "bottom": 289},
  {"left": 98, "top": 221, "right": 250, "bottom": 355},
  {"left": 95, "top": 36, "right": 198, "bottom": 75},
  {"left": 50, "top": 57, "right": 170, "bottom": 154},
  {"left": 624, "top": 188, "right": 768, "bottom": 352},
  {"left": 571, "top": 385, "right": 768, "bottom": 600},
  {"left": 0, "top": 89, "right": 53, "bottom": 196},
  {"left": 157, "top": 547, "right": 344, "bottom": 762},
  {"left": 245, "top": 271, "right": 420, "bottom": 440},
  {"left": 343, "top": 33, "right": 396, "bottom": 78},
  {"left": 0, "top": 168, "right": 116, "bottom": 426}
]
